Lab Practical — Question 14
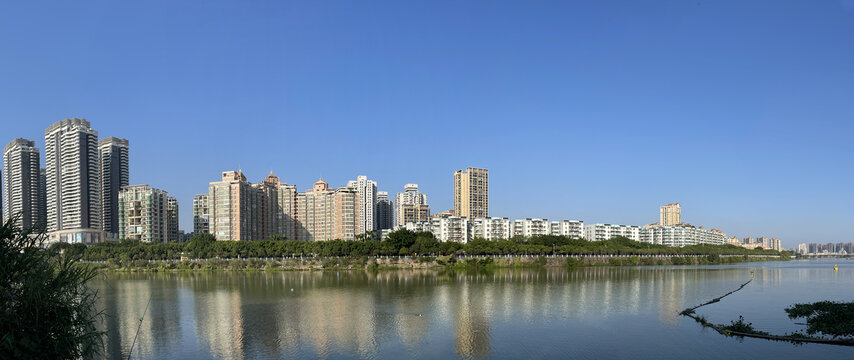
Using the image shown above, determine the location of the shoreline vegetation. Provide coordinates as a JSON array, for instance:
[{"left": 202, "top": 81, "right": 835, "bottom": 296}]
[
  {"left": 680, "top": 272, "right": 854, "bottom": 346},
  {"left": 52, "top": 230, "right": 789, "bottom": 272}
]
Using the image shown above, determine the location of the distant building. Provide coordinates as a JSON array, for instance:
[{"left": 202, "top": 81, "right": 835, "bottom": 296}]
[
  {"left": 375, "top": 191, "right": 394, "bottom": 231},
  {"left": 3, "top": 138, "right": 44, "bottom": 230},
  {"left": 394, "top": 183, "right": 429, "bottom": 227},
  {"left": 471, "top": 217, "right": 511, "bottom": 240},
  {"left": 98, "top": 137, "right": 129, "bottom": 240},
  {"left": 403, "top": 216, "right": 471, "bottom": 243},
  {"left": 512, "top": 218, "right": 550, "bottom": 238},
  {"left": 45, "top": 119, "right": 104, "bottom": 244},
  {"left": 550, "top": 220, "right": 584, "bottom": 238},
  {"left": 584, "top": 223, "right": 641, "bottom": 242},
  {"left": 454, "top": 167, "right": 488, "bottom": 218},
  {"left": 192, "top": 194, "right": 209, "bottom": 234},
  {"left": 118, "top": 185, "right": 173, "bottom": 242},
  {"left": 346, "top": 175, "right": 377, "bottom": 235},
  {"left": 660, "top": 203, "right": 681, "bottom": 226},
  {"left": 295, "top": 179, "right": 359, "bottom": 241},
  {"left": 432, "top": 209, "right": 455, "bottom": 218},
  {"left": 167, "top": 196, "right": 179, "bottom": 242},
  {"left": 640, "top": 224, "right": 726, "bottom": 246},
  {"left": 208, "top": 170, "right": 259, "bottom": 241}
]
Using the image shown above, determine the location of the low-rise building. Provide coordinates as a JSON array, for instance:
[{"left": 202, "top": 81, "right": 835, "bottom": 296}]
[
  {"left": 471, "top": 217, "right": 511, "bottom": 240},
  {"left": 639, "top": 224, "right": 726, "bottom": 246},
  {"left": 550, "top": 220, "right": 584, "bottom": 238},
  {"left": 512, "top": 218, "right": 550, "bottom": 238},
  {"left": 584, "top": 223, "right": 641, "bottom": 242}
]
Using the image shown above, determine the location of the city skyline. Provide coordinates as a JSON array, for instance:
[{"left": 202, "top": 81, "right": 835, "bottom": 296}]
[
  {"left": 0, "top": 119, "right": 825, "bottom": 248},
  {"left": 3, "top": 2, "right": 853, "bottom": 247}
]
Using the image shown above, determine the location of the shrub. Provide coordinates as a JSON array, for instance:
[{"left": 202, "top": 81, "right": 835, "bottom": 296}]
[{"left": 0, "top": 218, "right": 102, "bottom": 359}]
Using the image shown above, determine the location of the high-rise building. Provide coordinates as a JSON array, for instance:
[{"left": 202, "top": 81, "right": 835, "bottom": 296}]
[
  {"left": 45, "top": 118, "right": 104, "bottom": 244},
  {"left": 375, "top": 191, "right": 393, "bottom": 231},
  {"left": 208, "top": 170, "right": 260, "bottom": 241},
  {"left": 347, "top": 175, "right": 377, "bottom": 234},
  {"left": 99, "top": 137, "right": 129, "bottom": 239},
  {"left": 192, "top": 194, "right": 210, "bottom": 234},
  {"left": 275, "top": 181, "right": 299, "bottom": 241},
  {"left": 295, "top": 179, "right": 359, "bottom": 241},
  {"left": 39, "top": 168, "right": 46, "bottom": 228},
  {"left": 454, "top": 167, "right": 488, "bottom": 218},
  {"left": 395, "top": 183, "right": 429, "bottom": 227},
  {"left": 118, "top": 185, "right": 172, "bottom": 242},
  {"left": 660, "top": 203, "right": 681, "bottom": 226},
  {"left": 3, "top": 139, "right": 44, "bottom": 230},
  {"left": 253, "top": 173, "right": 281, "bottom": 240},
  {"left": 167, "top": 196, "right": 179, "bottom": 242}
]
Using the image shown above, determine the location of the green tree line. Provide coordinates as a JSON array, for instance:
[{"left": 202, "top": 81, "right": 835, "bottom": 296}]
[{"left": 54, "top": 229, "right": 788, "bottom": 262}]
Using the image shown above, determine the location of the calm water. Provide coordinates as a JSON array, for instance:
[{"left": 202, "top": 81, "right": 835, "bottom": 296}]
[{"left": 90, "top": 259, "right": 854, "bottom": 359}]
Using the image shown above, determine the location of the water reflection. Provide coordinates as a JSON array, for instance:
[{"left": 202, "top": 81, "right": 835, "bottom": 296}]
[{"left": 90, "top": 263, "right": 835, "bottom": 360}]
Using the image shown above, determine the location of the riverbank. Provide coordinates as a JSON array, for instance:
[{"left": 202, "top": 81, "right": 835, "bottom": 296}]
[{"left": 83, "top": 253, "right": 787, "bottom": 272}]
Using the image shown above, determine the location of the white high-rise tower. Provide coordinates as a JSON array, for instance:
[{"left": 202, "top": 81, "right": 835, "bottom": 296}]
[
  {"left": 347, "top": 175, "right": 377, "bottom": 234},
  {"left": 45, "top": 118, "right": 103, "bottom": 244}
]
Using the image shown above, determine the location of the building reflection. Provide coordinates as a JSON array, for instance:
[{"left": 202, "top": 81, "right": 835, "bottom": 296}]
[{"left": 92, "top": 264, "right": 767, "bottom": 358}]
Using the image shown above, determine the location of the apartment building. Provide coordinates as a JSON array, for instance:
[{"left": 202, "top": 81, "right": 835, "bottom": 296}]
[
  {"left": 550, "top": 220, "right": 584, "bottom": 238},
  {"left": 295, "top": 179, "right": 359, "bottom": 241},
  {"left": 118, "top": 185, "right": 171, "bottom": 242},
  {"left": 660, "top": 203, "right": 681, "bottom": 226},
  {"left": 394, "top": 183, "right": 429, "bottom": 226},
  {"left": 3, "top": 138, "right": 44, "bottom": 230},
  {"left": 375, "top": 191, "right": 393, "bottom": 231},
  {"left": 99, "top": 137, "right": 129, "bottom": 239},
  {"left": 44, "top": 118, "right": 104, "bottom": 244},
  {"left": 639, "top": 224, "right": 726, "bottom": 246},
  {"left": 346, "top": 175, "right": 377, "bottom": 234},
  {"left": 453, "top": 167, "right": 488, "bottom": 218},
  {"left": 511, "top": 218, "right": 550, "bottom": 238},
  {"left": 471, "top": 217, "right": 511, "bottom": 240},
  {"left": 583, "top": 223, "right": 641, "bottom": 242},
  {"left": 193, "top": 194, "right": 209, "bottom": 234}
]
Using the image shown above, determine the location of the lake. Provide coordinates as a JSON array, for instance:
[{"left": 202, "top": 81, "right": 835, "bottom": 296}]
[{"left": 90, "top": 259, "right": 853, "bottom": 359}]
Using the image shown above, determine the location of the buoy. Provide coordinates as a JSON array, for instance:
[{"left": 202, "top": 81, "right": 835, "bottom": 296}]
[{"left": 834, "top": 264, "right": 838, "bottom": 271}]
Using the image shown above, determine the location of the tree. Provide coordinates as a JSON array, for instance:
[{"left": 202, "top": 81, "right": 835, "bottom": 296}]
[
  {"left": 0, "top": 217, "right": 103, "bottom": 359},
  {"left": 186, "top": 233, "right": 217, "bottom": 258},
  {"left": 385, "top": 229, "right": 417, "bottom": 252}
]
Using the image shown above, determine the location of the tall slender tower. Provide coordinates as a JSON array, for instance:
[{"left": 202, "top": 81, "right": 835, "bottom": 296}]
[
  {"left": 45, "top": 118, "right": 103, "bottom": 244},
  {"left": 193, "top": 194, "right": 210, "bottom": 234},
  {"left": 375, "top": 191, "right": 393, "bottom": 231},
  {"left": 167, "top": 196, "right": 179, "bottom": 242},
  {"left": 454, "top": 167, "right": 489, "bottom": 218},
  {"left": 3, "top": 138, "right": 43, "bottom": 230},
  {"left": 99, "top": 137, "right": 129, "bottom": 239},
  {"left": 347, "top": 175, "right": 377, "bottom": 235}
]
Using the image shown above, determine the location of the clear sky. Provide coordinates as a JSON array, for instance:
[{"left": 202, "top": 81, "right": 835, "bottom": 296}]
[{"left": 2, "top": 1, "right": 852, "bottom": 248}]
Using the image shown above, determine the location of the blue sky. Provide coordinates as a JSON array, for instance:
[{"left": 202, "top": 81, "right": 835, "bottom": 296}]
[{"left": 2, "top": 1, "right": 852, "bottom": 247}]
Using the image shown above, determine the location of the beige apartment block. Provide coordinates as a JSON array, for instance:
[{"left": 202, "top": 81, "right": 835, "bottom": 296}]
[
  {"left": 208, "top": 170, "right": 260, "bottom": 241},
  {"left": 660, "top": 203, "right": 681, "bottom": 226},
  {"left": 454, "top": 167, "right": 488, "bottom": 218},
  {"left": 295, "top": 179, "right": 359, "bottom": 241}
]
